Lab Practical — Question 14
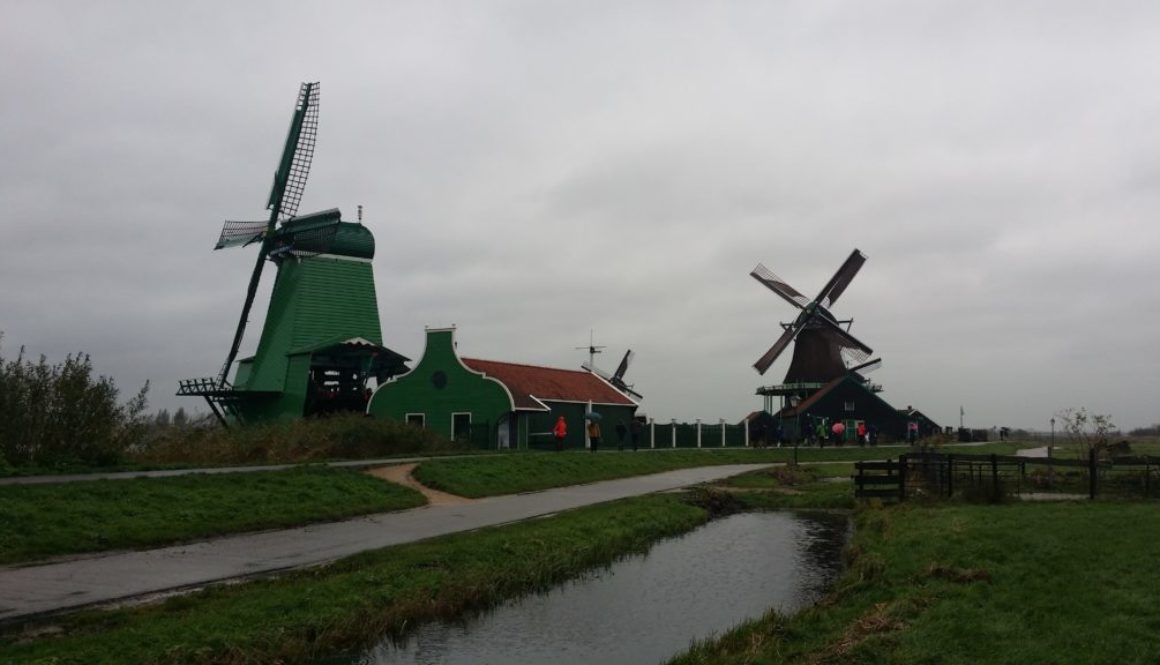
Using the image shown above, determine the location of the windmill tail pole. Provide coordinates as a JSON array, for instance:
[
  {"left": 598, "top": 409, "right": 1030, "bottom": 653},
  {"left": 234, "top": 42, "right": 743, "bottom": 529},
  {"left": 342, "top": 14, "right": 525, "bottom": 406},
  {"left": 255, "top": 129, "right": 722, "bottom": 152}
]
[{"left": 218, "top": 243, "right": 270, "bottom": 386}]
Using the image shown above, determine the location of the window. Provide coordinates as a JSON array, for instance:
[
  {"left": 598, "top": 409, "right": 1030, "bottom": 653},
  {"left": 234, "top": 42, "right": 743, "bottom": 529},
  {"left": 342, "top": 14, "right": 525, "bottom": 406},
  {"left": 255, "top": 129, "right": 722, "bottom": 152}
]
[
  {"left": 452, "top": 412, "right": 472, "bottom": 442},
  {"left": 843, "top": 401, "right": 855, "bottom": 412},
  {"left": 405, "top": 413, "right": 425, "bottom": 428}
]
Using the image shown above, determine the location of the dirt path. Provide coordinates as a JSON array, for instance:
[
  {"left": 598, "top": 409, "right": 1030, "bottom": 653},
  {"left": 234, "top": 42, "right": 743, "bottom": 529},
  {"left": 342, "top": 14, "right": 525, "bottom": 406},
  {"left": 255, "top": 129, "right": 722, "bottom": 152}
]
[{"left": 366, "top": 463, "right": 475, "bottom": 506}]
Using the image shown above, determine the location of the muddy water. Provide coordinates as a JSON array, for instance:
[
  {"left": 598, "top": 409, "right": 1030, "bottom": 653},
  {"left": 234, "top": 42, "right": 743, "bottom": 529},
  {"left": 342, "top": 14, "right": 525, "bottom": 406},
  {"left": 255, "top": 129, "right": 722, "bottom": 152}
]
[{"left": 345, "top": 511, "right": 848, "bottom": 665}]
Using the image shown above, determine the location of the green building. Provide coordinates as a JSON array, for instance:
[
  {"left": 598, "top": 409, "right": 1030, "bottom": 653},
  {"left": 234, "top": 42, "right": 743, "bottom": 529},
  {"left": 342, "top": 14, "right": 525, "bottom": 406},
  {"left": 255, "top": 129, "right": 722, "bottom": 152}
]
[
  {"left": 768, "top": 373, "right": 941, "bottom": 443},
  {"left": 368, "top": 327, "right": 639, "bottom": 449}
]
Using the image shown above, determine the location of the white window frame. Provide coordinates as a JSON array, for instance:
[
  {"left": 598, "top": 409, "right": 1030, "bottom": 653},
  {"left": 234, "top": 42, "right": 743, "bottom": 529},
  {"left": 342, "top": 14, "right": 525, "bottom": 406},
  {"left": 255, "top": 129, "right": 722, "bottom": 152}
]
[
  {"left": 405, "top": 413, "right": 426, "bottom": 428},
  {"left": 843, "top": 401, "right": 855, "bottom": 412},
  {"left": 451, "top": 412, "right": 472, "bottom": 439}
]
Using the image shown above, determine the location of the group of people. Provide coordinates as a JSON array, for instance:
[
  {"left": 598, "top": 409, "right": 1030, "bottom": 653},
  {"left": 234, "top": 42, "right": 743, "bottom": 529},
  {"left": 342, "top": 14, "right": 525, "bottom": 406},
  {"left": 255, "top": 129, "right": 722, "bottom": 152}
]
[
  {"left": 552, "top": 415, "right": 643, "bottom": 452},
  {"left": 798, "top": 420, "right": 879, "bottom": 447}
]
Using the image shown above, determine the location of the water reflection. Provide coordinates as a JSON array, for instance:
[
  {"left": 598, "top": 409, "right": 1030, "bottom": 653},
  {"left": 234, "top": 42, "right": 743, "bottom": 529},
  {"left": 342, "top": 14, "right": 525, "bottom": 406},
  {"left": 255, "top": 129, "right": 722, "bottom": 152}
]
[{"left": 350, "top": 511, "right": 847, "bottom": 665}]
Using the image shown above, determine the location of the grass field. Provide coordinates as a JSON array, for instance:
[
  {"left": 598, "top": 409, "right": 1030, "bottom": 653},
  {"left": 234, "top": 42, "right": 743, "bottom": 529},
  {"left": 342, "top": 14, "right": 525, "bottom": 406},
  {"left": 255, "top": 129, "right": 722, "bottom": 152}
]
[
  {"left": 0, "top": 467, "right": 425, "bottom": 564},
  {"left": 671, "top": 499, "right": 1160, "bottom": 664},
  {"left": 5, "top": 449, "right": 1159, "bottom": 664},
  {"left": 720, "top": 462, "right": 858, "bottom": 510},
  {"left": 0, "top": 493, "right": 709, "bottom": 665},
  {"left": 413, "top": 442, "right": 1031, "bottom": 497}
]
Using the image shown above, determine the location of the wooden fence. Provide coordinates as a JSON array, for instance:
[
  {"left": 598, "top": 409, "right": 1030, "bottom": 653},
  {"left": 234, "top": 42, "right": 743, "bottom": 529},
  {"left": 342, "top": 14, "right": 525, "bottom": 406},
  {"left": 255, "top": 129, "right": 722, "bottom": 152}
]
[{"left": 855, "top": 450, "right": 1160, "bottom": 502}]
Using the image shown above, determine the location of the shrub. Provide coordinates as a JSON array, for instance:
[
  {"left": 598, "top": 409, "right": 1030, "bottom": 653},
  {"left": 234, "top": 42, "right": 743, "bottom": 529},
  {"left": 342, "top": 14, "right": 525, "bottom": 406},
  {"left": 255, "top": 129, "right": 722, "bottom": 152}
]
[
  {"left": 1056, "top": 407, "right": 1116, "bottom": 460},
  {"left": 0, "top": 335, "right": 149, "bottom": 467},
  {"left": 133, "top": 413, "right": 453, "bottom": 466}
]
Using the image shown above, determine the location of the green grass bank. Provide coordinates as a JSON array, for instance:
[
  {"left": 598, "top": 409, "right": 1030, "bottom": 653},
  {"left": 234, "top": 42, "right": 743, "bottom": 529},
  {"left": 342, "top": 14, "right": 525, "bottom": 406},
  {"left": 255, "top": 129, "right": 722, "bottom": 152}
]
[
  {"left": 0, "top": 493, "right": 709, "bottom": 664},
  {"left": 0, "top": 467, "right": 425, "bottom": 564},
  {"left": 414, "top": 442, "right": 1030, "bottom": 497},
  {"left": 671, "top": 500, "right": 1160, "bottom": 664}
]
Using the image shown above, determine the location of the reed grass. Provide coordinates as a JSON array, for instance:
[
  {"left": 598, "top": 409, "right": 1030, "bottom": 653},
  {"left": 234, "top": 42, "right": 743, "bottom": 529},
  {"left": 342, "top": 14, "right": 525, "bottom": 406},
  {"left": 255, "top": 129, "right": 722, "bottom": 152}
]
[{"left": 131, "top": 413, "right": 455, "bottom": 466}]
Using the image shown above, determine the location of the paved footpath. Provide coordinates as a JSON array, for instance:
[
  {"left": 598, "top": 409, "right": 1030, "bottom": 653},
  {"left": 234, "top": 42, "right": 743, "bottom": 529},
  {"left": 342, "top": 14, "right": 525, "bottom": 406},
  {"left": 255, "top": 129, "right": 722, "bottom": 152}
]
[{"left": 0, "top": 464, "right": 770, "bottom": 622}]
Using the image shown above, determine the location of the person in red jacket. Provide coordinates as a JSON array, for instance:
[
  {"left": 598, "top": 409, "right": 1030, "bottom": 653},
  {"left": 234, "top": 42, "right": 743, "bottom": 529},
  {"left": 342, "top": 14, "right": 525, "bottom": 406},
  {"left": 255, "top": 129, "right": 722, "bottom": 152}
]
[{"left": 553, "top": 415, "right": 567, "bottom": 451}]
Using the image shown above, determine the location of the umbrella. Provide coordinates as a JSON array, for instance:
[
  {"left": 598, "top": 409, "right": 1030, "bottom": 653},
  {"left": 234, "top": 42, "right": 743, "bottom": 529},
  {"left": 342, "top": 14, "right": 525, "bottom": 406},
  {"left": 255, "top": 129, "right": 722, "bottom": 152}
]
[
  {"left": 585, "top": 412, "right": 603, "bottom": 421},
  {"left": 831, "top": 422, "right": 845, "bottom": 434}
]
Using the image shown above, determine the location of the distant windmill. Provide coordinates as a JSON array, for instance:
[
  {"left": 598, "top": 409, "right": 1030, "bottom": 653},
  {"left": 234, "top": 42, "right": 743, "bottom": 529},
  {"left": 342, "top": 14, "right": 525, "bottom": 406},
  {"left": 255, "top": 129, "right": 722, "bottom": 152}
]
[
  {"left": 583, "top": 349, "right": 642, "bottom": 400},
  {"left": 179, "top": 83, "right": 407, "bottom": 425},
  {"left": 750, "top": 249, "right": 874, "bottom": 384}
]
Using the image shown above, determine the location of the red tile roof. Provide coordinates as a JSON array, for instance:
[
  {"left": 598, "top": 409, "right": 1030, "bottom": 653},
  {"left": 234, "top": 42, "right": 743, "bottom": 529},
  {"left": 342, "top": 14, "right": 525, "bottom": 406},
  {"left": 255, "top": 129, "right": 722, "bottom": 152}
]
[{"left": 461, "top": 358, "right": 637, "bottom": 411}]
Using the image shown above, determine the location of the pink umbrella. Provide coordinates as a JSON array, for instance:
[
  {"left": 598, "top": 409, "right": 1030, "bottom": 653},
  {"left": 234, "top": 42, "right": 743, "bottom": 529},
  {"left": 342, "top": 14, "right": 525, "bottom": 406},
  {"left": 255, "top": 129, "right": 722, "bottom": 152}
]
[{"left": 832, "top": 422, "right": 846, "bottom": 434}]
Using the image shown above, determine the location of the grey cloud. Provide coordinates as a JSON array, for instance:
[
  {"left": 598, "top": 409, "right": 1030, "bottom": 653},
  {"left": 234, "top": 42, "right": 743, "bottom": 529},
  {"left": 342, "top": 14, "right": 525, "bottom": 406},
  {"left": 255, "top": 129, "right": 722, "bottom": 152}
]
[{"left": 2, "top": 0, "right": 1158, "bottom": 429}]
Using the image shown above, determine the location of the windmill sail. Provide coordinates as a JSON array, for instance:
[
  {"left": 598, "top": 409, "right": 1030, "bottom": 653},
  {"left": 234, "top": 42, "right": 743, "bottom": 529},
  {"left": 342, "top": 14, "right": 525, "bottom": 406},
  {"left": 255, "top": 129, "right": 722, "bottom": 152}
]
[
  {"left": 816, "top": 249, "right": 866, "bottom": 309},
  {"left": 754, "top": 325, "right": 799, "bottom": 374},
  {"left": 269, "top": 83, "right": 320, "bottom": 221},
  {"left": 218, "top": 82, "right": 320, "bottom": 386},
  {"left": 215, "top": 220, "right": 269, "bottom": 250},
  {"left": 612, "top": 349, "right": 634, "bottom": 382},
  {"left": 751, "top": 263, "right": 810, "bottom": 309}
]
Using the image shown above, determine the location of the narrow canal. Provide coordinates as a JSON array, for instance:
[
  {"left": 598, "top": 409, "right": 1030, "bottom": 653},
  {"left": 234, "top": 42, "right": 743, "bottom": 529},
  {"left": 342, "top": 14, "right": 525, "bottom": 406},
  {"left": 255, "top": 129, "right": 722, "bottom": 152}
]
[{"left": 344, "top": 511, "right": 848, "bottom": 665}]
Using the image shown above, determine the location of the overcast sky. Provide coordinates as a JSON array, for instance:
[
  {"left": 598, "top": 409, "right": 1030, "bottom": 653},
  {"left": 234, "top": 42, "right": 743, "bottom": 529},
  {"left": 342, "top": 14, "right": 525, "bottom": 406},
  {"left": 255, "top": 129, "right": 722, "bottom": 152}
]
[{"left": 3, "top": 1, "right": 1159, "bottom": 430}]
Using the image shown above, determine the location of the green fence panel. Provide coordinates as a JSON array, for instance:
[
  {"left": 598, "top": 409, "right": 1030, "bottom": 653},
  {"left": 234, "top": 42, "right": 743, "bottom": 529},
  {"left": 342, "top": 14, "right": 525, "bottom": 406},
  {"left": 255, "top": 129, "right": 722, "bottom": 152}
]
[
  {"left": 724, "top": 424, "right": 747, "bottom": 447},
  {"left": 653, "top": 423, "right": 675, "bottom": 448},
  {"left": 675, "top": 423, "right": 699, "bottom": 448}
]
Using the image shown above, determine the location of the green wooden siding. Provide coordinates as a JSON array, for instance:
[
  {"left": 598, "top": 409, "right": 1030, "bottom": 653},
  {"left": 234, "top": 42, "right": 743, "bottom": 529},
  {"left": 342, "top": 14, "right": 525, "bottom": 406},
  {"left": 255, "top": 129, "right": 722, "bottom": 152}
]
[
  {"left": 239, "top": 256, "right": 381, "bottom": 394},
  {"left": 368, "top": 329, "right": 514, "bottom": 444}
]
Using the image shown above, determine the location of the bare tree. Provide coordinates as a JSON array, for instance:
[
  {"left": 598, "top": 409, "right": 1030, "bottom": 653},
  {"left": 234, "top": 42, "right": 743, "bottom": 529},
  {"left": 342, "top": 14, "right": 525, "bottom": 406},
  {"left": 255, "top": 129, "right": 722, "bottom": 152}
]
[{"left": 1055, "top": 407, "right": 1115, "bottom": 459}]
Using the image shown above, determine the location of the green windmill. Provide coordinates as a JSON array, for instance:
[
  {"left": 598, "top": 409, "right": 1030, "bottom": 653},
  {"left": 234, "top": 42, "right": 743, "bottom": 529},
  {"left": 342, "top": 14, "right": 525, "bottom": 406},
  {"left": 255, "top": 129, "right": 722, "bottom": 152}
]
[{"left": 179, "top": 82, "right": 408, "bottom": 426}]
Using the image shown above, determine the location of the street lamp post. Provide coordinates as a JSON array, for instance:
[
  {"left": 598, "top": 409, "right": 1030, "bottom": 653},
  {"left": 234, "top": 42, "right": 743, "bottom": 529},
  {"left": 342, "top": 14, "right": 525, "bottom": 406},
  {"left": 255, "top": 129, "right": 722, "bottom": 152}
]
[{"left": 1049, "top": 416, "right": 1057, "bottom": 487}]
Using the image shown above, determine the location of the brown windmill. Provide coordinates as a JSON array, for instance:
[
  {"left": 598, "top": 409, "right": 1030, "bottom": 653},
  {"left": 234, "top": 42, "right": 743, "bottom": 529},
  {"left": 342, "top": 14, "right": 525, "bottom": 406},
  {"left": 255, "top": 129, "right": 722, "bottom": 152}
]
[{"left": 750, "top": 249, "right": 875, "bottom": 384}]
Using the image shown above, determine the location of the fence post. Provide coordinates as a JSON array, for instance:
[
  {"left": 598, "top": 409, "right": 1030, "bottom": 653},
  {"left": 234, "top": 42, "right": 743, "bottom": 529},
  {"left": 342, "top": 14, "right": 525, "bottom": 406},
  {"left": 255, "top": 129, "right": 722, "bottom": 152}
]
[
  {"left": 899, "top": 454, "right": 908, "bottom": 501},
  {"left": 744, "top": 418, "right": 750, "bottom": 447},
  {"left": 720, "top": 419, "right": 726, "bottom": 447},
  {"left": 649, "top": 418, "right": 655, "bottom": 449},
  {"left": 1048, "top": 444, "right": 1055, "bottom": 489},
  {"left": 671, "top": 420, "right": 677, "bottom": 448},
  {"left": 991, "top": 454, "right": 999, "bottom": 494},
  {"left": 696, "top": 419, "right": 702, "bottom": 448},
  {"left": 1089, "top": 449, "right": 1097, "bottom": 500}
]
